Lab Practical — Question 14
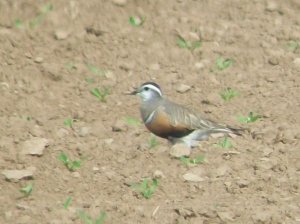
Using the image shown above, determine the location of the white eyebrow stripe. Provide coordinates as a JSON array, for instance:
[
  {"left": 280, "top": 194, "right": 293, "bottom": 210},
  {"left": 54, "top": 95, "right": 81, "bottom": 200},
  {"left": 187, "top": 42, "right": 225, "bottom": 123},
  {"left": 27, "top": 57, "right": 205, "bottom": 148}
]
[{"left": 142, "top": 84, "right": 162, "bottom": 96}]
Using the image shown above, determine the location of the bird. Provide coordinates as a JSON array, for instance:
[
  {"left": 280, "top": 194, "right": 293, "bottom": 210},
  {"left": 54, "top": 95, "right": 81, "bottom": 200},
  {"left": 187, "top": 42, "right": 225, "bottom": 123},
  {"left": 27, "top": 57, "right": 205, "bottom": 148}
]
[{"left": 130, "top": 82, "right": 243, "bottom": 148}]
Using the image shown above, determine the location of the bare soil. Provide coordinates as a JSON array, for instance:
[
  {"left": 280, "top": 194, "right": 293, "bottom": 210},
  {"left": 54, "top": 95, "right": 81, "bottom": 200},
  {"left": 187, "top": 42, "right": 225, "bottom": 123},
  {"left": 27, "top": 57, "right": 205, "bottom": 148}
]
[{"left": 0, "top": 0, "right": 300, "bottom": 223}]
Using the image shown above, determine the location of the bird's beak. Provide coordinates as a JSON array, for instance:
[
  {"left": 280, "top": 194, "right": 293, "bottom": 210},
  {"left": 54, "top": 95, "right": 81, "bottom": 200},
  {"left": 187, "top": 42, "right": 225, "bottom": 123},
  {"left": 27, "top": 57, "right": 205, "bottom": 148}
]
[{"left": 126, "top": 88, "right": 139, "bottom": 95}]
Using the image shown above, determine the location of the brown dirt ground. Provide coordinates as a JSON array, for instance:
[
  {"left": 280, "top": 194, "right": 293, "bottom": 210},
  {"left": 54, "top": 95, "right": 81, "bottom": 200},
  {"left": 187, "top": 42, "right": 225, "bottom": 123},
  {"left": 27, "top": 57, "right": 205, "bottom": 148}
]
[{"left": 0, "top": 0, "right": 300, "bottom": 223}]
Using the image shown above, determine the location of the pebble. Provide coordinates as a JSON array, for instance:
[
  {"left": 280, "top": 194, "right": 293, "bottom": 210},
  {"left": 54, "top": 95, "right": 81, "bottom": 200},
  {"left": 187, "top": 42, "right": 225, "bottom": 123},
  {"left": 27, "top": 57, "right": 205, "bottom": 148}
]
[
  {"left": 175, "top": 84, "right": 191, "bottom": 93},
  {"left": 182, "top": 173, "right": 205, "bottom": 182},
  {"left": 56, "top": 128, "right": 69, "bottom": 138},
  {"left": 21, "top": 137, "right": 49, "bottom": 156},
  {"left": 34, "top": 57, "right": 43, "bottom": 63},
  {"left": 153, "top": 170, "right": 165, "bottom": 179},
  {"left": 54, "top": 30, "right": 69, "bottom": 40},
  {"left": 293, "top": 58, "right": 300, "bottom": 67},
  {"left": 217, "top": 211, "right": 235, "bottom": 222},
  {"left": 268, "top": 57, "right": 279, "bottom": 65},
  {"left": 236, "top": 179, "right": 250, "bottom": 188},
  {"left": 169, "top": 143, "right": 191, "bottom": 158},
  {"left": 77, "top": 126, "right": 90, "bottom": 137},
  {"left": 72, "top": 172, "right": 80, "bottom": 178},
  {"left": 112, "top": 0, "right": 127, "bottom": 6},
  {"left": 2, "top": 168, "right": 34, "bottom": 182},
  {"left": 112, "top": 119, "right": 127, "bottom": 132},
  {"left": 266, "top": 1, "right": 279, "bottom": 12}
]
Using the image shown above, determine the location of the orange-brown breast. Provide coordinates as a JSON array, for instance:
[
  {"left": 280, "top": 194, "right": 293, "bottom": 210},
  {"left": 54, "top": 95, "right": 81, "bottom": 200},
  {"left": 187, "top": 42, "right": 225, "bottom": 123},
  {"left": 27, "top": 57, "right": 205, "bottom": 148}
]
[{"left": 145, "top": 110, "right": 193, "bottom": 138}]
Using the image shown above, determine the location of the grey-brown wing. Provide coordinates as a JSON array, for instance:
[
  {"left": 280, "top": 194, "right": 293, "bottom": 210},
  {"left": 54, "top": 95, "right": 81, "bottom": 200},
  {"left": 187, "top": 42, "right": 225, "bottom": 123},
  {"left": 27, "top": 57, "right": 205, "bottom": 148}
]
[{"left": 159, "top": 100, "right": 219, "bottom": 131}]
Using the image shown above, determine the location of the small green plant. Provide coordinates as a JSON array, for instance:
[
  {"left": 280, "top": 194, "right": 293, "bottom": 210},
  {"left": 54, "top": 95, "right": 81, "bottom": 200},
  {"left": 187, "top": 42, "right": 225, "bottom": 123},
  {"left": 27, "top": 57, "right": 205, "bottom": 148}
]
[
  {"left": 129, "top": 16, "right": 145, "bottom": 27},
  {"left": 220, "top": 88, "right": 239, "bottom": 101},
  {"left": 176, "top": 36, "right": 201, "bottom": 51},
  {"left": 214, "top": 136, "right": 233, "bottom": 149},
  {"left": 29, "top": 3, "right": 53, "bottom": 28},
  {"left": 286, "top": 40, "right": 299, "bottom": 52},
  {"left": 124, "top": 116, "right": 141, "bottom": 126},
  {"left": 131, "top": 178, "right": 159, "bottom": 199},
  {"left": 15, "top": 19, "right": 23, "bottom": 29},
  {"left": 20, "top": 183, "right": 33, "bottom": 197},
  {"left": 85, "top": 78, "right": 95, "bottom": 84},
  {"left": 58, "top": 152, "right": 81, "bottom": 172},
  {"left": 180, "top": 155, "right": 205, "bottom": 166},
  {"left": 216, "top": 57, "right": 233, "bottom": 70},
  {"left": 78, "top": 210, "right": 106, "bottom": 224},
  {"left": 86, "top": 65, "right": 107, "bottom": 76},
  {"left": 148, "top": 135, "right": 159, "bottom": 149},
  {"left": 64, "top": 118, "right": 76, "bottom": 128},
  {"left": 65, "top": 62, "right": 76, "bottom": 70},
  {"left": 90, "top": 87, "right": 110, "bottom": 102},
  {"left": 63, "top": 197, "right": 72, "bottom": 209},
  {"left": 238, "top": 112, "right": 261, "bottom": 123}
]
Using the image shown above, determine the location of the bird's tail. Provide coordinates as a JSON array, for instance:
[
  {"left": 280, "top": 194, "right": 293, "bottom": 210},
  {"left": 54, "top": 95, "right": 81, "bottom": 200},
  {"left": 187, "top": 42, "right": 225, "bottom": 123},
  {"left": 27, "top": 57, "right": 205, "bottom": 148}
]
[{"left": 212, "top": 125, "right": 245, "bottom": 136}]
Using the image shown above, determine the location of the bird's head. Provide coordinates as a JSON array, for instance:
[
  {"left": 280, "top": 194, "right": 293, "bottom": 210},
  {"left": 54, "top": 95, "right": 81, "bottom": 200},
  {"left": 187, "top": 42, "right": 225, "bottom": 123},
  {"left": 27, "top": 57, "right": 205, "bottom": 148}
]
[{"left": 130, "top": 82, "right": 163, "bottom": 101}]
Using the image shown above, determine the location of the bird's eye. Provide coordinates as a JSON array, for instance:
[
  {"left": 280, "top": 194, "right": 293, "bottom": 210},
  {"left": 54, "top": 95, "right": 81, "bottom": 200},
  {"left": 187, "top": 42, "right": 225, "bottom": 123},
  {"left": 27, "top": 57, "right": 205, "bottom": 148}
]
[{"left": 144, "top": 87, "right": 149, "bottom": 91}]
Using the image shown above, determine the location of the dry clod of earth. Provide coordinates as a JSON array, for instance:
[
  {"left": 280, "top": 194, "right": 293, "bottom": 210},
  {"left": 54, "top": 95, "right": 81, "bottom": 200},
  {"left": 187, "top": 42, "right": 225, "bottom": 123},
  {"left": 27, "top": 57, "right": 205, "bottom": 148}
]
[{"left": 169, "top": 143, "right": 191, "bottom": 158}]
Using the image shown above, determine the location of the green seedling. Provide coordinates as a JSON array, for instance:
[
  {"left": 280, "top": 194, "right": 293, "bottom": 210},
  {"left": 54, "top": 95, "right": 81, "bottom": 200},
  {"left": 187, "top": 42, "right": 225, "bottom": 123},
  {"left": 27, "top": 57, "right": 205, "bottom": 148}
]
[
  {"left": 148, "top": 135, "right": 159, "bottom": 149},
  {"left": 15, "top": 19, "right": 23, "bottom": 29},
  {"left": 214, "top": 136, "right": 233, "bottom": 149},
  {"left": 29, "top": 3, "right": 53, "bottom": 28},
  {"left": 86, "top": 65, "right": 107, "bottom": 76},
  {"left": 85, "top": 78, "right": 95, "bottom": 84},
  {"left": 238, "top": 112, "right": 261, "bottom": 123},
  {"left": 20, "top": 183, "right": 33, "bottom": 197},
  {"left": 180, "top": 155, "right": 205, "bottom": 166},
  {"left": 64, "top": 118, "right": 76, "bottom": 128},
  {"left": 124, "top": 116, "right": 141, "bottom": 126},
  {"left": 176, "top": 36, "right": 201, "bottom": 51},
  {"left": 131, "top": 178, "right": 159, "bottom": 199},
  {"left": 58, "top": 152, "right": 81, "bottom": 172},
  {"left": 90, "top": 87, "right": 110, "bottom": 102},
  {"left": 65, "top": 62, "right": 76, "bottom": 70},
  {"left": 63, "top": 197, "right": 72, "bottom": 209},
  {"left": 78, "top": 210, "right": 106, "bottom": 224},
  {"left": 216, "top": 57, "right": 233, "bottom": 70},
  {"left": 129, "top": 16, "right": 145, "bottom": 27},
  {"left": 220, "top": 88, "right": 239, "bottom": 101},
  {"left": 286, "top": 40, "right": 299, "bottom": 52}
]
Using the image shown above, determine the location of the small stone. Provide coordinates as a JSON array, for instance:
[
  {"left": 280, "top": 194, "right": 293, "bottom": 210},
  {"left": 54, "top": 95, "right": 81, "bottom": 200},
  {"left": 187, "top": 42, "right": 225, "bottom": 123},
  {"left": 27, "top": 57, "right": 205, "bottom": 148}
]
[
  {"left": 34, "top": 57, "right": 43, "bottom": 63},
  {"left": 217, "top": 211, "right": 235, "bottom": 222},
  {"left": 183, "top": 173, "right": 204, "bottom": 182},
  {"left": 195, "top": 62, "right": 205, "bottom": 69},
  {"left": 266, "top": 1, "right": 279, "bottom": 12},
  {"left": 153, "top": 170, "right": 165, "bottom": 179},
  {"left": 236, "top": 179, "right": 250, "bottom": 188},
  {"left": 57, "top": 128, "right": 69, "bottom": 138},
  {"left": 215, "top": 164, "right": 231, "bottom": 177},
  {"left": 93, "top": 167, "right": 100, "bottom": 172},
  {"left": 54, "top": 30, "right": 69, "bottom": 40},
  {"left": 176, "top": 84, "right": 191, "bottom": 93},
  {"left": 21, "top": 137, "right": 49, "bottom": 156},
  {"left": 112, "top": 0, "right": 127, "bottom": 6},
  {"left": 293, "top": 58, "right": 300, "bottom": 67},
  {"left": 268, "top": 57, "right": 279, "bottom": 65},
  {"left": 72, "top": 172, "right": 80, "bottom": 178},
  {"left": 170, "top": 143, "right": 191, "bottom": 158},
  {"left": 2, "top": 169, "right": 34, "bottom": 182},
  {"left": 103, "top": 138, "right": 114, "bottom": 145},
  {"left": 112, "top": 119, "right": 127, "bottom": 132},
  {"left": 77, "top": 127, "right": 90, "bottom": 137}
]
